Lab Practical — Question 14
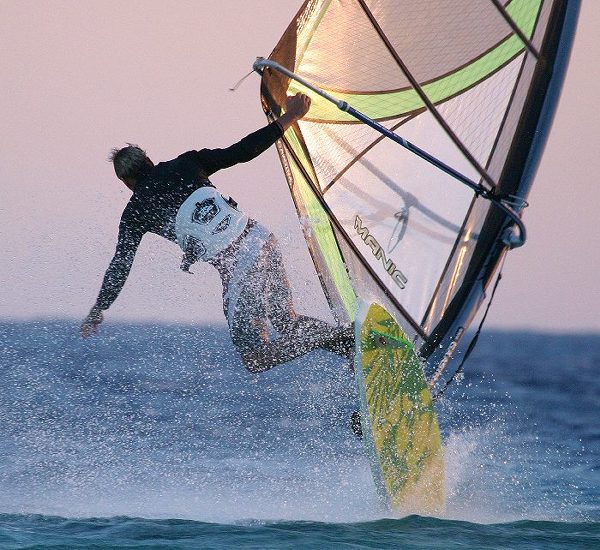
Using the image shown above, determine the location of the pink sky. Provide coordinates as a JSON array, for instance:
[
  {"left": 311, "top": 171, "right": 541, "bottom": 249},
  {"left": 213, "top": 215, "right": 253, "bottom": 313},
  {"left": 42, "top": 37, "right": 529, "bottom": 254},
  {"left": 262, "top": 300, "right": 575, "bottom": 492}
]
[{"left": 1, "top": 1, "right": 598, "bottom": 332}]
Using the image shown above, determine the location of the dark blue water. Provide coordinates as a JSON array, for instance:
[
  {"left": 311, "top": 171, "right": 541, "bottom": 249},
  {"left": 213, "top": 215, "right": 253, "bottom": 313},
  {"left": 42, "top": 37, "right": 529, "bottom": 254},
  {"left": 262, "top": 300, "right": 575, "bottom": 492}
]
[{"left": 0, "top": 321, "right": 598, "bottom": 548}]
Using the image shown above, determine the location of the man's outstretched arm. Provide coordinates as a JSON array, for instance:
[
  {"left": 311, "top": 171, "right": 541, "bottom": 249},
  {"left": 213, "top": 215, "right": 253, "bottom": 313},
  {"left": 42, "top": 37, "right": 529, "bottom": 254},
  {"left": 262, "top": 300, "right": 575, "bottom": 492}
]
[{"left": 80, "top": 220, "right": 143, "bottom": 337}]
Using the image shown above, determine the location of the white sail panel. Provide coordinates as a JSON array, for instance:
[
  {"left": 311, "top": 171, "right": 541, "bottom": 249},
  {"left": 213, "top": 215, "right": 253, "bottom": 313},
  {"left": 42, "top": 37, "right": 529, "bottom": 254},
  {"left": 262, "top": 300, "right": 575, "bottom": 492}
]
[{"left": 312, "top": 112, "right": 475, "bottom": 322}]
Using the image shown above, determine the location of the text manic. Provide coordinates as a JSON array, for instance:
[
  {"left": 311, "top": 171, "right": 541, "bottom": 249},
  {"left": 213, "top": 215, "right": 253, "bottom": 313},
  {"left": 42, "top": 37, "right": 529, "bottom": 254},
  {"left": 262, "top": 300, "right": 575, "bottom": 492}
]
[{"left": 354, "top": 215, "right": 408, "bottom": 289}]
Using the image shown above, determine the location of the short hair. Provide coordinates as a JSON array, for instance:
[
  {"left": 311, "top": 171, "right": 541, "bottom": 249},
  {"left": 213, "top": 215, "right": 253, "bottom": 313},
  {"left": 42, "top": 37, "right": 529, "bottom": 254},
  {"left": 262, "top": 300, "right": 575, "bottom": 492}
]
[{"left": 109, "top": 143, "right": 147, "bottom": 180}]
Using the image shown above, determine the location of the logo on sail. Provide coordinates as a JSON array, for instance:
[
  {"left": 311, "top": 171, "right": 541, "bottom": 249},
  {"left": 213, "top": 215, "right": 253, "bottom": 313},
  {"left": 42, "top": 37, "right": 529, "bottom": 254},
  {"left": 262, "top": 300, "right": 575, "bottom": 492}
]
[{"left": 354, "top": 215, "right": 407, "bottom": 289}]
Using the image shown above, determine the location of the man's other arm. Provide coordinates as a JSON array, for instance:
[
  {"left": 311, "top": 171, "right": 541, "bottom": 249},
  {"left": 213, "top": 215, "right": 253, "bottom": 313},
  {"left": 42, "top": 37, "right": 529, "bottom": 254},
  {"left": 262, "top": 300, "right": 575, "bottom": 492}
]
[{"left": 80, "top": 218, "right": 143, "bottom": 337}]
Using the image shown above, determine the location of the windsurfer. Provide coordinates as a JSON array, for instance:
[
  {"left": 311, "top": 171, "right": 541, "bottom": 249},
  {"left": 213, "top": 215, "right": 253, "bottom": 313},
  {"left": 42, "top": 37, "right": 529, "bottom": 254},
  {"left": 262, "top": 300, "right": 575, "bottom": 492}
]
[{"left": 80, "top": 93, "right": 354, "bottom": 372}]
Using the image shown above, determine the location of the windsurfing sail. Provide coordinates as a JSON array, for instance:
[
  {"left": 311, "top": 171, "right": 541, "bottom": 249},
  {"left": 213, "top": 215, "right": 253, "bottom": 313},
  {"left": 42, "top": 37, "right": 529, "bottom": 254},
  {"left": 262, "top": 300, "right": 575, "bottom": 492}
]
[{"left": 258, "top": 0, "right": 579, "bottom": 387}]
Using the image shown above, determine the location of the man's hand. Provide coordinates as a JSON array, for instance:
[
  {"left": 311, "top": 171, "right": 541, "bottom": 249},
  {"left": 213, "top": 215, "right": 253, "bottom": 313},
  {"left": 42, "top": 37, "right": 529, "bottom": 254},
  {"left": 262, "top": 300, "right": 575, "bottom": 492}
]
[
  {"left": 278, "top": 93, "right": 311, "bottom": 131},
  {"left": 80, "top": 307, "right": 104, "bottom": 338},
  {"left": 285, "top": 93, "right": 311, "bottom": 119}
]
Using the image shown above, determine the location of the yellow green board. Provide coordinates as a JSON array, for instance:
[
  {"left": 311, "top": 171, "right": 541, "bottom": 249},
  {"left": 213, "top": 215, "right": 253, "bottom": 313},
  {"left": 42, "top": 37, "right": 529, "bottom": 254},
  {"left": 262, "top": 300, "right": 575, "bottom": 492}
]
[{"left": 355, "top": 303, "right": 445, "bottom": 515}]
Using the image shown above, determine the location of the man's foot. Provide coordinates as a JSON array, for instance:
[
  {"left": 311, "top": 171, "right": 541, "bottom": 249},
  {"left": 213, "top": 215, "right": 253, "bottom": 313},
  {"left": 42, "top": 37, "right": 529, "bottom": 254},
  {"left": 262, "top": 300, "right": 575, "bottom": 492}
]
[{"left": 351, "top": 410, "right": 362, "bottom": 439}]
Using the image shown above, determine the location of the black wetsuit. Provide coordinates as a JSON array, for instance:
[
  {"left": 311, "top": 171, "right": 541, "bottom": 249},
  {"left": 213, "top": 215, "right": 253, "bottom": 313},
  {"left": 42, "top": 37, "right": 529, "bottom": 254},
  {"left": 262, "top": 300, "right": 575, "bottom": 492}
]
[
  {"left": 95, "top": 121, "right": 283, "bottom": 311},
  {"left": 93, "top": 121, "right": 352, "bottom": 371}
]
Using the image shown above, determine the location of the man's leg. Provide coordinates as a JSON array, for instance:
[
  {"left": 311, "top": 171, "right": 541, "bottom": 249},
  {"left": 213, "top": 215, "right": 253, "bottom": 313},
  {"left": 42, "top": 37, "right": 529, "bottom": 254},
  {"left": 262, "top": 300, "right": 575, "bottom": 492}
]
[
  {"left": 238, "top": 320, "right": 354, "bottom": 373},
  {"left": 232, "top": 238, "right": 353, "bottom": 373},
  {"left": 263, "top": 239, "right": 354, "bottom": 356}
]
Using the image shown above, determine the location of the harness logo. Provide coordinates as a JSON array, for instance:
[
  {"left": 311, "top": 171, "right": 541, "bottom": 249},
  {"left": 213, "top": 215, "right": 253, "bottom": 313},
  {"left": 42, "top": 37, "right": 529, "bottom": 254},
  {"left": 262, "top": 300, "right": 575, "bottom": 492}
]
[
  {"left": 192, "top": 199, "right": 219, "bottom": 224},
  {"left": 354, "top": 215, "right": 408, "bottom": 289},
  {"left": 212, "top": 214, "right": 231, "bottom": 234}
]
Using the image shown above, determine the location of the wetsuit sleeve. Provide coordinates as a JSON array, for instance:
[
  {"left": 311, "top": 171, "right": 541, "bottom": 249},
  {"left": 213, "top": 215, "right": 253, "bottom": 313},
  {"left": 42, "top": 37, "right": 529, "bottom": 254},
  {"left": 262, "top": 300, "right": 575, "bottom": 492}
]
[
  {"left": 196, "top": 121, "right": 284, "bottom": 176},
  {"left": 94, "top": 216, "right": 144, "bottom": 311}
]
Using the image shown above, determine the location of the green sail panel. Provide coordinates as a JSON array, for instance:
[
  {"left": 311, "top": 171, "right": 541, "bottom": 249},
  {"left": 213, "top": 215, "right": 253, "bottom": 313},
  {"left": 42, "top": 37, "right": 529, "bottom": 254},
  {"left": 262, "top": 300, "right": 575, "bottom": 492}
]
[{"left": 284, "top": 0, "right": 543, "bottom": 123}]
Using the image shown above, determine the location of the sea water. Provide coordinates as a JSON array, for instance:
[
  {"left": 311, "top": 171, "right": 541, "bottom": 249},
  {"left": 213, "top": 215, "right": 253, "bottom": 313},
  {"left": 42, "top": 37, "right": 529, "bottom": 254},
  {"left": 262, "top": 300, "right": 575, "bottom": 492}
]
[{"left": 0, "top": 321, "right": 598, "bottom": 548}]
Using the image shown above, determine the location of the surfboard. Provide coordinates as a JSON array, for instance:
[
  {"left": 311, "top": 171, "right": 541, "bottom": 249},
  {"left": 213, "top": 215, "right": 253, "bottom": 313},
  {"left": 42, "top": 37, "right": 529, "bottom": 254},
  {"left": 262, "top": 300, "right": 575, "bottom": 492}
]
[{"left": 354, "top": 302, "right": 445, "bottom": 515}]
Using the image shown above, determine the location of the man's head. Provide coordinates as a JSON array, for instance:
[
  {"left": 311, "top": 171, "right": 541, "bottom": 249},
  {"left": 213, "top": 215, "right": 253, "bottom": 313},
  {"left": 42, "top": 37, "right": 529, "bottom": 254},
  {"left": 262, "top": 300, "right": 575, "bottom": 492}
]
[{"left": 109, "top": 144, "right": 152, "bottom": 189}]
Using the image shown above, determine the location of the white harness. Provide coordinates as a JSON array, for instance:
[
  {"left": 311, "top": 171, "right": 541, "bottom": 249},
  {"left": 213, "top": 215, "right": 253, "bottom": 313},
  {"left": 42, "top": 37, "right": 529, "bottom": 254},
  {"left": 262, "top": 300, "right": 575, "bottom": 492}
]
[{"left": 175, "top": 187, "right": 249, "bottom": 262}]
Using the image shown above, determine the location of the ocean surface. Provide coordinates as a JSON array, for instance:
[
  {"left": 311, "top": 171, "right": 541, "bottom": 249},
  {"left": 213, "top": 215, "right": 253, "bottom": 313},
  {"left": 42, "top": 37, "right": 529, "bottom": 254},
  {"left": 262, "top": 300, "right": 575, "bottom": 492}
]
[{"left": 0, "top": 321, "right": 598, "bottom": 548}]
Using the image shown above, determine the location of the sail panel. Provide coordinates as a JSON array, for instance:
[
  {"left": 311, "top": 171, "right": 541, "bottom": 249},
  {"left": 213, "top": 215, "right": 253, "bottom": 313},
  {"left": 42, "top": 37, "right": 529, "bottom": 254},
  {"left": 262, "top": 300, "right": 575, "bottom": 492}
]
[
  {"left": 298, "top": 116, "right": 416, "bottom": 191},
  {"left": 299, "top": 0, "right": 409, "bottom": 93},
  {"left": 287, "top": 0, "right": 544, "bottom": 124},
  {"left": 363, "top": 0, "right": 537, "bottom": 85},
  {"left": 325, "top": 142, "right": 472, "bottom": 322}
]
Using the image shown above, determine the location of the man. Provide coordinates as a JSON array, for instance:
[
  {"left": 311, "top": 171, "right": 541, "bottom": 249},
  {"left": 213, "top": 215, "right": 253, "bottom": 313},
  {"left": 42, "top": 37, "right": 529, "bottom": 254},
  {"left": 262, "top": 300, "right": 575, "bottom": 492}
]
[{"left": 81, "top": 93, "right": 354, "bottom": 373}]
